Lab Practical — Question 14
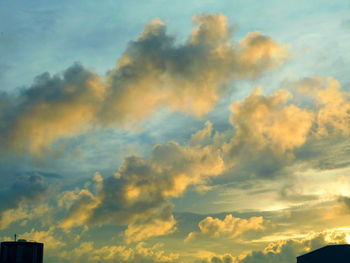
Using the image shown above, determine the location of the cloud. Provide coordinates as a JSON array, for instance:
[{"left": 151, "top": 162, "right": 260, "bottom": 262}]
[
  {"left": 101, "top": 14, "right": 289, "bottom": 123},
  {"left": 0, "top": 227, "right": 68, "bottom": 263},
  {"left": 227, "top": 87, "right": 314, "bottom": 155},
  {"left": 59, "top": 241, "right": 179, "bottom": 263},
  {"left": 293, "top": 77, "right": 350, "bottom": 136},
  {"left": 337, "top": 196, "right": 350, "bottom": 214},
  {"left": 124, "top": 217, "right": 177, "bottom": 244},
  {"left": 214, "top": 87, "right": 314, "bottom": 180},
  {"left": 235, "top": 31, "right": 289, "bottom": 77},
  {"left": 61, "top": 141, "right": 224, "bottom": 242},
  {"left": 1, "top": 229, "right": 179, "bottom": 263},
  {"left": 238, "top": 231, "right": 348, "bottom": 263},
  {"left": 214, "top": 76, "right": 350, "bottom": 181},
  {"left": 60, "top": 76, "right": 350, "bottom": 241},
  {"left": 0, "top": 173, "right": 48, "bottom": 229},
  {"left": 201, "top": 230, "right": 349, "bottom": 263},
  {"left": 0, "top": 14, "right": 289, "bottom": 155},
  {"left": 199, "top": 254, "right": 234, "bottom": 263},
  {"left": 19, "top": 227, "right": 65, "bottom": 251},
  {"left": 186, "top": 214, "right": 265, "bottom": 242},
  {"left": 59, "top": 188, "right": 100, "bottom": 230},
  {"left": 189, "top": 121, "right": 213, "bottom": 146},
  {"left": 226, "top": 76, "right": 350, "bottom": 162},
  {"left": 0, "top": 206, "right": 31, "bottom": 230},
  {"left": 0, "top": 64, "right": 104, "bottom": 156}
]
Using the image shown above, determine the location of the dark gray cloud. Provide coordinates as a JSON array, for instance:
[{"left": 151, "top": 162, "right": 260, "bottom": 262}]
[
  {"left": 200, "top": 255, "right": 234, "bottom": 263},
  {"left": 26, "top": 171, "right": 63, "bottom": 179},
  {"left": 338, "top": 196, "right": 350, "bottom": 212},
  {"left": 0, "top": 174, "right": 48, "bottom": 211},
  {"left": 294, "top": 136, "right": 350, "bottom": 171},
  {"left": 0, "top": 173, "right": 48, "bottom": 228}
]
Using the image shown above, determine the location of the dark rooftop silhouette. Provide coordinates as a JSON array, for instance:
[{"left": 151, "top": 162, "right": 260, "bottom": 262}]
[
  {"left": 297, "top": 244, "right": 350, "bottom": 263},
  {"left": 1, "top": 240, "right": 43, "bottom": 263}
]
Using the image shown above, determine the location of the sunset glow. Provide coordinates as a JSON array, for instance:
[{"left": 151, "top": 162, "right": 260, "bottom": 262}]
[{"left": 1, "top": 1, "right": 350, "bottom": 262}]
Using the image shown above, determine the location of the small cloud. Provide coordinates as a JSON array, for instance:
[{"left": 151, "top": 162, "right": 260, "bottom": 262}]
[{"left": 185, "top": 214, "right": 265, "bottom": 242}]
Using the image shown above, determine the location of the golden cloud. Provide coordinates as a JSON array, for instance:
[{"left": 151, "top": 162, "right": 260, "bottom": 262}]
[
  {"left": 201, "top": 230, "right": 350, "bottom": 263},
  {"left": 60, "top": 141, "right": 224, "bottom": 241},
  {"left": 0, "top": 14, "right": 289, "bottom": 155},
  {"left": 185, "top": 214, "right": 265, "bottom": 242},
  {"left": 294, "top": 77, "right": 350, "bottom": 136},
  {"left": 228, "top": 87, "right": 314, "bottom": 154},
  {"left": 59, "top": 241, "right": 179, "bottom": 263}
]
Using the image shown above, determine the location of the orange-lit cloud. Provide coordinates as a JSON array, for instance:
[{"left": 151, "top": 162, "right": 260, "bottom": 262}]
[
  {"left": 228, "top": 87, "right": 314, "bottom": 155},
  {"left": 101, "top": 14, "right": 289, "bottom": 123},
  {"left": 185, "top": 214, "right": 265, "bottom": 241},
  {"left": 293, "top": 77, "right": 350, "bottom": 136},
  {"left": 0, "top": 65, "right": 104, "bottom": 156},
  {"left": 58, "top": 75, "right": 350, "bottom": 242},
  {"left": 0, "top": 14, "right": 289, "bottom": 156},
  {"left": 59, "top": 241, "right": 179, "bottom": 263},
  {"left": 61, "top": 141, "right": 224, "bottom": 242},
  {"left": 0, "top": 5, "right": 349, "bottom": 263},
  {"left": 201, "top": 231, "right": 350, "bottom": 263}
]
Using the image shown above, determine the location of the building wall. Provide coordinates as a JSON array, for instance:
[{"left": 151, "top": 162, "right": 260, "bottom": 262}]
[
  {"left": 0, "top": 242, "right": 43, "bottom": 263},
  {"left": 297, "top": 246, "right": 350, "bottom": 263}
]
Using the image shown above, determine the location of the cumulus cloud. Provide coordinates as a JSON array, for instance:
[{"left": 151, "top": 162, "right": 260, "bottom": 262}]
[
  {"left": 60, "top": 76, "right": 350, "bottom": 241},
  {"left": 201, "top": 230, "right": 349, "bottom": 263},
  {"left": 59, "top": 188, "right": 100, "bottom": 230},
  {"left": 199, "top": 254, "right": 235, "bottom": 263},
  {"left": 186, "top": 214, "right": 265, "bottom": 242},
  {"left": 58, "top": 241, "right": 179, "bottom": 263},
  {"left": 293, "top": 76, "right": 350, "bottom": 136},
  {"left": 225, "top": 76, "right": 350, "bottom": 162},
  {"left": 0, "top": 174, "right": 48, "bottom": 229},
  {"left": 215, "top": 87, "right": 315, "bottom": 180},
  {"left": 227, "top": 87, "right": 314, "bottom": 155},
  {"left": 61, "top": 141, "right": 224, "bottom": 242},
  {"left": 238, "top": 231, "right": 348, "bottom": 263},
  {"left": 101, "top": 14, "right": 289, "bottom": 123},
  {"left": 212, "top": 76, "right": 350, "bottom": 182},
  {"left": 1, "top": 229, "right": 179, "bottom": 263},
  {"left": 0, "top": 14, "right": 289, "bottom": 155},
  {"left": 189, "top": 121, "right": 213, "bottom": 146},
  {"left": 0, "top": 64, "right": 103, "bottom": 156}
]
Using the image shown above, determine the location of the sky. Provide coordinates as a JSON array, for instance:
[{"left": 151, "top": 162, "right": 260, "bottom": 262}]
[{"left": 1, "top": 0, "right": 350, "bottom": 262}]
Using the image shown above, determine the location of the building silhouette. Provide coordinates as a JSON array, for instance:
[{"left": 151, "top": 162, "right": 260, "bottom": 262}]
[
  {"left": 297, "top": 244, "right": 350, "bottom": 263},
  {"left": 0, "top": 240, "right": 43, "bottom": 263}
]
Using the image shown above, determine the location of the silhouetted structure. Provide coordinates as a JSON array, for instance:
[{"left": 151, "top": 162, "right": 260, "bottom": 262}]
[
  {"left": 0, "top": 240, "right": 43, "bottom": 263},
  {"left": 297, "top": 244, "right": 350, "bottom": 263}
]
